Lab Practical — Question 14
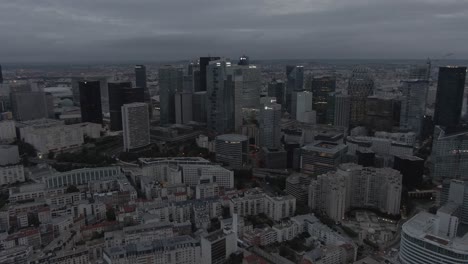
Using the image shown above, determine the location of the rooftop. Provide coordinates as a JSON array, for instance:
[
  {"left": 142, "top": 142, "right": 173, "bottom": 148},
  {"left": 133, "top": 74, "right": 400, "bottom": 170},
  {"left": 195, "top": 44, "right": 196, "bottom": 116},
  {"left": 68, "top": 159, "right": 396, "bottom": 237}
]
[{"left": 216, "top": 134, "right": 248, "bottom": 142}]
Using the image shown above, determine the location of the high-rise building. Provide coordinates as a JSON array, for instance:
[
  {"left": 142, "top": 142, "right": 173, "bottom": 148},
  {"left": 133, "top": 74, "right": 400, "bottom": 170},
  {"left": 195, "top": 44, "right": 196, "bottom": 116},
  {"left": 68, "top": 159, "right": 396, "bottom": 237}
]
[
  {"left": 393, "top": 155, "right": 424, "bottom": 190},
  {"left": 215, "top": 134, "right": 248, "bottom": 168},
  {"left": 294, "top": 91, "right": 313, "bottom": 122},
  {"left": 434, "top": 66, "right": 467, "bottom": 128},
  {"left": 79, "top": 81, "right": 103, "bottom": 124},
  {"left": 348, "top": 68, "right": 374, "bottom": 127},
  {"left": 259, "top": 102, "right": 282, "bottom": 149},
  {"left": 10, "top": 91, "right": 49, "bottom": 121},
  {"left": 408, "top": 59, "right": 431, "bottom": 81},
  {"left": 159, "top": 65, "right": 184, "bottom": 125},
  {"left": 108, "top": 82, "right": 144, "bottom": 131},
  {"left": 311, "top": 76, "right": 336, "bottom": 124},
  {"left": 206, "top": 59, "right": 235, "bottom": 133},
  {"left": 199, "top": 57, "right": 220, "bottom": 92},
  {"left": 122, "top": 103, "right": 150, "bottom": 151},
  {"left": 399, "top": 80, "right": 429, "bottom": 136},
  {"left": 238, "top": 55, "right": 250, "bottom": 66},
  {"left": 365, "top": 95, "right": 401, "bottom": 132},
  {"left": 300, "top": 142, "right": 348, "bottom": 175},
  {"left": 135, "top": 65, "right": 147, "bottom": 90},
  {"left": 193, "top": 91, "right": 207, "bottom": 123},
  {"left": 286, "top": 66, "right": 304, "bottom": 113},
  {"left": 329, "top": 93, "right": 350, "bottom": 128},
  {"left": 231, "top": 65, "right": 261, "bottom": 131},
  {"left": 267, "top": 80, "right": 285, "bottom": 106},
  {"left": 400, "top": 209, "right": 468, "bottom": 264},
  {"left": 431, "top": 126, "right": 468, "bottom": 181},
  {"left": 175, "top": 92, "right": 193, "bottom": 124}
]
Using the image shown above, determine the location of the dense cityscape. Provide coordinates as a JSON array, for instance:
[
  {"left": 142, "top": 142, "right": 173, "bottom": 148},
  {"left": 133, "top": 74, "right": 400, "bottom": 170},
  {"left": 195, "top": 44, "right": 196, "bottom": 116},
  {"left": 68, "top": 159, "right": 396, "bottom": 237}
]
[{"left": 0, "top": 55, "right": 466, "bottom": 264}]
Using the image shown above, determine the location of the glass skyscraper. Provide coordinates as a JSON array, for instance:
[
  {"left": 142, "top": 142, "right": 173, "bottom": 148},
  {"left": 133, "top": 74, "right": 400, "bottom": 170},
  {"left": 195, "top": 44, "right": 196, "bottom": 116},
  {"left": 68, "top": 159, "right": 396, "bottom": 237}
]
[{"left": 79, "top": 81, "right": 103, "bottom": 124}]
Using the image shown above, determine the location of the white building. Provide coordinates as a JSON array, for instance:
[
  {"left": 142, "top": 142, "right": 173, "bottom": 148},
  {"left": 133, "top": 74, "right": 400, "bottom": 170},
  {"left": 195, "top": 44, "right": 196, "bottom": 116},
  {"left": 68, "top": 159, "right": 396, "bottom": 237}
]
[
  {"left": 295, "top": 91, "right": 313, "bottom": 122},
  {"left": 400, "top": 210, "right": 468, "bottom": 264},
  {"left": 122, "top": 103, "right": 150, "bottom": 151},
  {"left": 17, "top": 119, "right": 84, "bottom": 154},
  {"left": 201, "top": 229, "right": 237, "bottom": 264},
  {"left": 0, "top": 164, "right": 25, "bottom": 185},
  {"left": 103, "top": 236, "right": 200, "bottom": 264},
  {"left": 309, "top": 164, "right": 402, "bottom": 221},
  {"left": 264, "top": 195, "right": 296, "bottom": 221},
  {"left": 0, "top": 145, "right": 20, "bottom": 165},
  {"left": 0, "top": 120, "right": 16, "bottom": 142}
]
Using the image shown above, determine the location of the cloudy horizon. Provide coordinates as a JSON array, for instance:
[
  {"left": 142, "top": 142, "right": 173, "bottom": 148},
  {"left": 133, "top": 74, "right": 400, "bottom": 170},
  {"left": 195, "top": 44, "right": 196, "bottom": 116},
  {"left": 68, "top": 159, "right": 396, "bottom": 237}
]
[{"left": 1, "top": 0, "right": 468, "bottom": 63}]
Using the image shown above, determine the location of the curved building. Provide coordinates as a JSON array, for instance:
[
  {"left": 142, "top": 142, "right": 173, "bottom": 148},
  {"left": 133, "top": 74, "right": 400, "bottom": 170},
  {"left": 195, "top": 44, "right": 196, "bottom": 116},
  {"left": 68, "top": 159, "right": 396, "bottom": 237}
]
[
  {"left": 400, "top": 211, "right": 468, "bottom": 264},
  {"left": 215, "top": 134, "right": 248, "bottom": 168}
]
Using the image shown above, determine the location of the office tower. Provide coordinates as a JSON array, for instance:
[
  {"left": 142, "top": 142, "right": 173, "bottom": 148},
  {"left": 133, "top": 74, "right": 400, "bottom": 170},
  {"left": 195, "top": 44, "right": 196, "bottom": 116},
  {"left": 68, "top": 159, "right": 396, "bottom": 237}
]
[
  {"left": 293, "top": 91, "right": 312, "bottom": 122},
  {"left": 286, "top": 66, "right": 304, "bottom": 113},
  {"left": 193, "top": 70, "right": 201, "bottom": 92},
  {"left": 135, "top": 65, "right": 152, "bottom": 118},
  {"left": 431, "top": 126, "right": 468, "bottom": 181},
  {"left": 259, "top": 102, "right": 282, "bottom": 149},
  {"left": 206, "top": 59, "right": 235, "bottom": 133},
  {"left": 238, "top": 55, "right": 250, "bottom": 66},
  {"left": 108, "top": 82, "right": 144, "bottom": 131},
  {"left": 175, "top": 92, "right": 193, "bottom": 124},
  {"left": 400, "top": 209, "right": 468, "bottom": 263},
  {"left": 122, "top": 103, "right": 150, "bottom": 151},
  {"left": 434, "top": 66, "right": 467, "bottom": 128},
  {"left": 399, "top": 80, "right": 429, "bottom": 136},
  {"left": 365, "top": 95, "right": 400, "bottom": 132},
  {"left": 201, "top": 229, "right": 238, "bottom": 264},
  {"left": 262, "top": 148, "right": 287, "bottom": 169},
  {"left": 232, "top": 65, "right": 261, "bottom": 131},
  {"left": 79, "top": 81, "right": 103, "bottom": 124},
  {"left": 71, "top": 77, "right": 84, "bottom": 105},
  {"left": 329, "top": 93, "right": 350, "bottom": 127},
  {"left": 300, "top": 141, "right": 348, "bottom": 175},
  {"left": 159, "top": 65, "right": 184, "bottom": 126},
  {"left": 268, "top": 80, "right": 285, "bottom": 106},
  {"left": 311, "top": 76, "right": 336, "bottom": 124},
  {"left": 192, "top": 91, "right": 207, "bottom": 123},
  {"left": 408, "top": 59, "right": 431, "bottom": 80},
  {"left": 10, "top": 91, "right": 48, "bottom": 121},
  {"left": 348, "top": 68, "right": 374, "bottom": 127},
  {"left": 199, "top": 56, "right": 220, "bottom": 92},
  {"left": 394, "top": 155, "right": 424, "bottom": 190},
  {"left": 0, "top": 65, "right": 3, "bottom": 84},
  {"left": 215, "top": 134, "right": 248, "bottom": 168}
]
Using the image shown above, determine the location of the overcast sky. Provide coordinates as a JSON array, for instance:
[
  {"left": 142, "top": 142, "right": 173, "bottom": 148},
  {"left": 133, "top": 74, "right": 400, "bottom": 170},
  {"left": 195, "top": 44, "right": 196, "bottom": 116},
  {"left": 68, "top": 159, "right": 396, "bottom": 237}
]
[{"left": 1, "top": 0, "right": 468, "bottom": 63}]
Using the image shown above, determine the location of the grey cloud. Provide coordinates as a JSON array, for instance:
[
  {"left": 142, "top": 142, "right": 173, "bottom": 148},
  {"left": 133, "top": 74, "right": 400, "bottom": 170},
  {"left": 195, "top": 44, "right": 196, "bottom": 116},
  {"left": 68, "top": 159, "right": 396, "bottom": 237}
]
[{"left": 1, "top": 0, "right": 467, "bottom": 63}]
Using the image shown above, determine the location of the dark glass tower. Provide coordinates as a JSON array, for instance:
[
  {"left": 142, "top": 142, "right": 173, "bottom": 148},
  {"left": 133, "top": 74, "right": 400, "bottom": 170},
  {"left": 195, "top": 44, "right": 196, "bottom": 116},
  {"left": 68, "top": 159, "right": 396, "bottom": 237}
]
[
  {"left": 108, "top": 82, "right": 144, "bottom": 131},
  {"left": 79, "top": 81, "right": 103, "bottom": 124},
  {"left": 198, "top": 57, "right": 220, "bottom": 92},
  {"left": 135, "top": 65, "right": 147, "bottom": 90},
  {"left": 434, "top": 66, "right": 467, "bottom": 128},
  {"left": 285, "top": 66, "right": 304, "bottom": 114},
  {"left": 311, "top": 76, "right": 336, "bottom": 124}
]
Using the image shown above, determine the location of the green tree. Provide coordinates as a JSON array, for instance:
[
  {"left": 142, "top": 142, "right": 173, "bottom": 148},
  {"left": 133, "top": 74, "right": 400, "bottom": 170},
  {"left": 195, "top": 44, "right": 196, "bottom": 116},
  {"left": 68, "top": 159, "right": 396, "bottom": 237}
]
[{"left": 106, "top": 208, "right": 116, "bottom": 221}]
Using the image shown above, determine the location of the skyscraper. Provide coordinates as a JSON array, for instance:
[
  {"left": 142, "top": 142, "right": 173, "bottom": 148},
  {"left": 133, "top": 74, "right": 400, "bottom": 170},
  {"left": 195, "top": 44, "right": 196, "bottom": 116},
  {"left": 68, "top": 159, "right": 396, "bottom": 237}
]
[
  {"left": 348, "top": 68, "right": 374, "bottom": 127},
  {"left": 108, "top": 82, "right": 144, "bottom": 131},
  {"left": 79, "top": 81, "right": 103, "bottom": 124},
  {"left": 199, "top": 57, "right": 220, "bottom": 92},
  {"left": 231, "top": 65, "right": 261, "bottom": 131},
  {"left": 159, "top": 65, "right": 183, "bottom": 126},
  {"left": 206, "top": 59, "right": 235, "bottom": 134},
  {"left": 238, "top": 55, "right": 250, "bottom": 66},
  {"left": 259, "top": 102, "right": 282, "bottom": 149},
  {"left": 311, "top": 76, "right": 336, "bottom": 124},
  {"left": 193, "top": 91, "right": 207, "bottom": 123},
  {"left": 434, "top": 66, "right": 467, "bottom": 128},
  {"left": 332, "top": 94, "right": 351, "bottom": 128},
  {"left": 268, "top": 80, "right": 285, "bottom": 106},
  {"left": 135, "top": 65, "right": 152, "bottom": 118},
  {"left": 399, "top": 80, "right": 429, "bottom": 136},
  {"left": 293, "top": 91, "right": 312, "bottom": 122},
  {"left": 365, "top": 95, "right": 401, "bottom": 132},
  {"left": 10, "top": 91, "right": 49, "bottom": 121},
  {"left": 286, "top": 66, "right": 304, "bottom": 113},
  {"left": 175, "top": 92, "right": 193, "bottom": 124},
  {"left": 122, "top": 103, "right": 150, "bottom": 151}
]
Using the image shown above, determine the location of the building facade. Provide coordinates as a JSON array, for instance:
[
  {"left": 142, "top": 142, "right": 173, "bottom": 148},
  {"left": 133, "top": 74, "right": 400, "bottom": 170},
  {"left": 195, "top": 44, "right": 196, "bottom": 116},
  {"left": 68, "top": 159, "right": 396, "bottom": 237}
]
[{"left": 122, "top": 103, "right": 150, "bottom": 151}]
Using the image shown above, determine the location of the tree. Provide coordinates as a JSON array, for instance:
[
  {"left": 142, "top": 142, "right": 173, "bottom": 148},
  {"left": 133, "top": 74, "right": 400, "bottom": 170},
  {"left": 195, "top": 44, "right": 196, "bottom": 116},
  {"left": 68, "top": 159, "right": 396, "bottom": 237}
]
[
  {"left": 66, "top": 185, "right": 79, "bottom": 193},
  {"left": 28, "top": 214, "right": 41, "bottom": 227},
  {"left": 48, "top": 151, "right": 55, "bottom": 159},
  {"left": 106, "top": 208, "right": 116, "bottom": 221}
]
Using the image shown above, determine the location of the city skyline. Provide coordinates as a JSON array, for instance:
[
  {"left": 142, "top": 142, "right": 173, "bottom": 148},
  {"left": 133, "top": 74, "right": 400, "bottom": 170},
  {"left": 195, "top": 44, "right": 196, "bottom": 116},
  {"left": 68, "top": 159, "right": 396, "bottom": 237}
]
[{"left": 1, "top": 0, "right": 468, "bottom": 63}]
